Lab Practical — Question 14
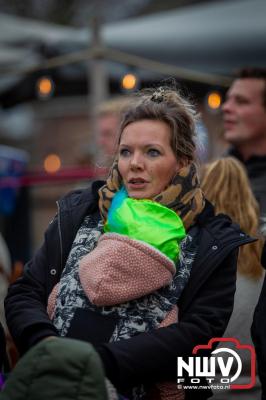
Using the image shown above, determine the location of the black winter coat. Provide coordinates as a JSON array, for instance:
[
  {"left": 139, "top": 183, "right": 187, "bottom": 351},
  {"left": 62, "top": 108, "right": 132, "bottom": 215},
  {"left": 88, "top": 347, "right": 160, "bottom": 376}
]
[
  {"left": 5, "top": 181, "right": 254, "bottom": 399},
  {"left": 251, "top": 242, "right": 266, "bottom": 399},
  {"left": 0, "top": 337, "right": 108, "bottom": 400}
]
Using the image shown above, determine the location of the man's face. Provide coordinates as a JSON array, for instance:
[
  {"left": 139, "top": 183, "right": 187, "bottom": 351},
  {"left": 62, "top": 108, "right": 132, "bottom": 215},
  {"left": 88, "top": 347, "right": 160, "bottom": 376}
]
[
  {"left": 97, "top": 113, "right": 120, "bottom": 156},
  {"left": 222, "top": 78, "right": 266, "bottom": 145}
]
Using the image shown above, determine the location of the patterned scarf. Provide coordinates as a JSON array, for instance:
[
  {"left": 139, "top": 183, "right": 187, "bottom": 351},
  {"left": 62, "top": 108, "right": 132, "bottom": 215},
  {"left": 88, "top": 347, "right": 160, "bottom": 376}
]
[{"left": 98, "top": 160, "right": 205, "bottom": 231}]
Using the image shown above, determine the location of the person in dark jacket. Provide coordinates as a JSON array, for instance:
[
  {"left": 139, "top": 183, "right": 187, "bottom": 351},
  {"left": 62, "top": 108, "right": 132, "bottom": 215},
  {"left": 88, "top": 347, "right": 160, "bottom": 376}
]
[
  {"left": 201, "top": 157, "right": 264, "bottom": 399},
  {"left": 223, "top": 67, "right": 266, "bottom": 399},
  {"left": 5, "top": 86, "right": 253, "bottom": 400},
  {"left": 0, "top": 337, "right": 109, "bottom": 400},
  {"left": 222, "top": 67, "right": 266, "bottom": 233}
]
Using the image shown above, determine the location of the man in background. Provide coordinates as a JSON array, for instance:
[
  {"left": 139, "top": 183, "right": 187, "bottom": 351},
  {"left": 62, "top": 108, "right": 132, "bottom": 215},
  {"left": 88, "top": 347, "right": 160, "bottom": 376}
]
[
  {"left": 222, "top": 67, "right": 266, "bottom": 233},
  {"left": 96, "top": 96, "right": 133, "bottom": 167},
  {"left": 223, "top": 68, "right": 266, "bottom": 399}
]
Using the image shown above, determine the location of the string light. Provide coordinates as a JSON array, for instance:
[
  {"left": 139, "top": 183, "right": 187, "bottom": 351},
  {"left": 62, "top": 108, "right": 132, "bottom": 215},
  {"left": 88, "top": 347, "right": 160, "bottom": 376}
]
[
  {"left": 44, "top": 154, "right": 61, "bottom": 174},
  {"left": 121, "top": 73, "right": 138, "bottom": 90},
  {"left": 36, "top": 76, "right": 54, "bottom": 99},
  {"left": 207, "top": 91, "right": 222, "bottom": 110}
]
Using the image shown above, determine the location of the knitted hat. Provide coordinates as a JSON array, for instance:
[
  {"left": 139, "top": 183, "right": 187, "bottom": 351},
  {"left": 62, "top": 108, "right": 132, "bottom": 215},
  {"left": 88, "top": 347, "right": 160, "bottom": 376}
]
[{"left": 79, "top": 233, "right": 176, "bottom": 307}]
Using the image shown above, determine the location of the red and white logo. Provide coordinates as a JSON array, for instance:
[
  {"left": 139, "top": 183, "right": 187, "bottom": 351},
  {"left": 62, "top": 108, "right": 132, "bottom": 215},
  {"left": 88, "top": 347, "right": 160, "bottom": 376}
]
[{"left": 177, "top": 337, "right": 256, "bottom": 390}]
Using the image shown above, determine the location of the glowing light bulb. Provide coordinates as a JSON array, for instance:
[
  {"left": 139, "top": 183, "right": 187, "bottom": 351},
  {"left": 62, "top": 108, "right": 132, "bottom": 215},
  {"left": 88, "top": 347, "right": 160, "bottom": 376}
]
[
  {"left": 207, "top": 92, "right": 222, "bottom": 110},
  {"left": 44, "top": 154, "right": 61, "bottom": 174},
  {"left": 121, "top": 73, "right": 137, "bottom": 90},
  {"left": 36, "top": 76, "right": 54, "bottom": 98}
]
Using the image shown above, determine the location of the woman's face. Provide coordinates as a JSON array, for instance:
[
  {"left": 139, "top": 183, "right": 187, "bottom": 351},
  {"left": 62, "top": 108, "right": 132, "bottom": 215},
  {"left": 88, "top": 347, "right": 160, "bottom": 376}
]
[{"left": 118, "top": 119, "right": 182, "bottom": 199}]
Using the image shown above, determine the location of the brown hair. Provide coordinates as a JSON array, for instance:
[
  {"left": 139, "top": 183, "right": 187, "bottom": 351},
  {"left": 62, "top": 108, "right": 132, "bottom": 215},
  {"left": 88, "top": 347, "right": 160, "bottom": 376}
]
[
  {"left": 237, "top": 67, "right": 266, "bottom": 108},
  {"left": 201, "top": 157, "right": 264, "bottom": 278},
  {"left": 118, "top": 86, "right": 197, "bottom": 162}
]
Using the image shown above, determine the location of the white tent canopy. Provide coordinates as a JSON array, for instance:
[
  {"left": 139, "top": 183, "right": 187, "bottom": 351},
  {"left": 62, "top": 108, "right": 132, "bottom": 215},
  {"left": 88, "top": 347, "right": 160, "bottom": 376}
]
[
  {"left": 0, "top": 0, "right": 265, "bottom": 90},
  {"left": 101, "top": 0, "right": 266, "bottom": 74}
]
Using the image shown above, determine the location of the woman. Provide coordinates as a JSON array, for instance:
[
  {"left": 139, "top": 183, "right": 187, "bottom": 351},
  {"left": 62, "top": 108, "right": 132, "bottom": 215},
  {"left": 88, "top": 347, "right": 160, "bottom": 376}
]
[
  {"left": 201, "top": 157, "right": 264, "bottom": 400},
  {"left": 5, "top": 87, "right": 253, "bottom": 399}
]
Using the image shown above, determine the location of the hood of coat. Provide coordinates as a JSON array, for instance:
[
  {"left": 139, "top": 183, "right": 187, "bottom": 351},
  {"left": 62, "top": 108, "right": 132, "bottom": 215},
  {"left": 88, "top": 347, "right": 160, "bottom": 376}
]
[{"left": 0, "top": 338, "right": 108, "bottom": 400}]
